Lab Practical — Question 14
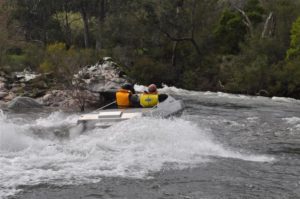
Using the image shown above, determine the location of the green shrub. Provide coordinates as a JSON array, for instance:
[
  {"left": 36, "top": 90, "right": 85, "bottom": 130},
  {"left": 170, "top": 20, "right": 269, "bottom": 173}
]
[
  {"left": 40, "top": 42, "right": 99, "bottom": 86},
  {"left": 4, "top": 54, "right": 27, "bottom": 71},
  {"left": 128, "top": 56, "right": 176, "bottom": 86}
]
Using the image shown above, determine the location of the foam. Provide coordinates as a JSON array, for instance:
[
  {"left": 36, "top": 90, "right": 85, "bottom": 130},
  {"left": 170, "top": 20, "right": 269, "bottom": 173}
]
[
  {"left": 160, "top": 84, "right": 300, "bottom": 107},
  {"left": 272, "top": 96, "right": 300, "bottom": 103},
  {"left": 0, "top": 112, "right": 274, "bottom": 198},
  {"left": 283, "top": 117, "right": 300, "bottom": 124}
]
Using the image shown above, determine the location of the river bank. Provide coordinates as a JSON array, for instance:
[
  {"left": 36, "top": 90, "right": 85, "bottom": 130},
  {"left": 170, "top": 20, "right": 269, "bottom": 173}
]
[{"left": 0, "top": 58, "right": 128, "bottom": 111}]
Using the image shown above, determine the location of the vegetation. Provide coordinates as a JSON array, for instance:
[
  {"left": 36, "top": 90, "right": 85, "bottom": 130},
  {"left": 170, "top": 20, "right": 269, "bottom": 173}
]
[{"left": 1, "top": 0, "right": 300, "bottom": 98}]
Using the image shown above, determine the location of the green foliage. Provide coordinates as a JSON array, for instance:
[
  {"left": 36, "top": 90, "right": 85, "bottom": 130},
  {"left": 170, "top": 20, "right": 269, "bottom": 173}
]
[
  {"left": 182, "top": 68, "right": 215, "bottom": 91},
  {"left": 274, "top": 57, "right": 300, "bottom": 98},
  {"left": 128, "top": 56, "right": 176, "bottom": 86},
  {"left": 22, "top": 44, "right": 46, "bottom": 70},
  {"left": 287, "top": 17, "right": 300, "bottom": 60},
  {"left": 214, "top": 9, "right": 246, "bottom": 54},
  {"left": 40, "top": 42, "right": 66, "bottom": 73},
  {"left": 40, "top": 60, "right": 53, "bottom": 73},
  {"left": 221, "top": 36, "right": 283, "bottom": 95},
  {"left": 0, "top": 43, "right": 46, "bottom": 72},
  {"left": 40, "top": 42, "right": 98, "bottom": 86},
  {"left": 10, "top": 0, "right": 63, "bottom": 43},
  {"left": 3, "top": 0, "right": 300, "bottom": 99},
  {"left": 214, "top": 0, "right": 265, "bottom": 55},
  {"left": 244, "top": 0, "right": 264, "bottom": 24},
  {"left": 4, "top": 54, "right": 27, "bottom": 71}
]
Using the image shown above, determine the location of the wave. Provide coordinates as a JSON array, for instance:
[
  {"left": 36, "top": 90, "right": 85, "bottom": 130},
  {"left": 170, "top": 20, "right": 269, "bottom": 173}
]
[
  {"left": 0, "top": 111, "right": 273, "bottom": 198},
  {"left": 271, "top": 96, "right": 300, "bottom": 104},
  {"left": 159, "top": 85, "right": 300, "bottom": 108}
]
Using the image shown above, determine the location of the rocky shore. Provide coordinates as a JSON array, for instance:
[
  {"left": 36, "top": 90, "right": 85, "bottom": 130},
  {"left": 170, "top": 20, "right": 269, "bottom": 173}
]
[{"left": 0, "top": 58, "right": 129, "bottom": 111}]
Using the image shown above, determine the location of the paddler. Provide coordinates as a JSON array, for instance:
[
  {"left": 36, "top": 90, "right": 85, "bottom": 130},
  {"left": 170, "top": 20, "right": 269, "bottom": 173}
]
[
  {"left": 140, "top": 84, "right": 159, "bottom": 108},
  {"left": 115, "top": 83, "right": 135, "bottom": 108}
]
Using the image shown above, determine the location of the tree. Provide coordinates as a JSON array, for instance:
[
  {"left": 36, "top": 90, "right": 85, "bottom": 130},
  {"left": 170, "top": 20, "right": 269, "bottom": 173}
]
[
  {"left": 214, "top": 0, "right": 265, "bottom": 54},
  {"left": 9, "top": 0, "right": 62, "bottom": 44},
  {"left": 286, "top": 16, "right": 300, "bottom": 60}
]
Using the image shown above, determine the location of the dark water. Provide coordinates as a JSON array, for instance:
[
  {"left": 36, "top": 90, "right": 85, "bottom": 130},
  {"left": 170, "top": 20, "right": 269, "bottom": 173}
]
[{"left": 1, "top": 88, "right": 300, "bottom": 199}]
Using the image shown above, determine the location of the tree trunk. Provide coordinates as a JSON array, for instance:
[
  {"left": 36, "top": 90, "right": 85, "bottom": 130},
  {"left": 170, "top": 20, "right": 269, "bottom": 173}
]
[
  {"left": 261, "top": 12, "right": 274, "bottom": 39},
  {"left": 64, "top": 11, "right": 72, "bottom": 48},
  {"left": 96, "top": 0, "right": 106, "bottom": 50},
  {"left": 171, "top": 41, "right": 178, "bottom": 67},
  {"left": 190, "top": 38, "right": 201, "bottom": 56},
  {"left": 80, "top": 9, "right": 90, "bottom": 48}
]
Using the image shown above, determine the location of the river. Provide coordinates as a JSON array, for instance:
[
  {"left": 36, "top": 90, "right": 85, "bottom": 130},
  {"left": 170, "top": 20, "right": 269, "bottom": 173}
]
[{"left": 1, "top": 86, "right": 300, "bottom": 199}]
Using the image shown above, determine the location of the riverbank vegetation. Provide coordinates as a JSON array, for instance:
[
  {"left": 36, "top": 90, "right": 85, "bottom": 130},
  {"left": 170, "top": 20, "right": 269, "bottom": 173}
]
[{"left": 1, "top": 0, "right": 300, "bottom": 98}]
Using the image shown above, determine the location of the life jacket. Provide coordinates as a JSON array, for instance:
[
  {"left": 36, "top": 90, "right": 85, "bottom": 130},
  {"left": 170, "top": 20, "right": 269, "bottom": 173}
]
[
  {"left": 140, "top": 93, "right": 159, "bottom": 108},
  {"left": 116, "top": 89, "right": 131, "bottom": 108}
]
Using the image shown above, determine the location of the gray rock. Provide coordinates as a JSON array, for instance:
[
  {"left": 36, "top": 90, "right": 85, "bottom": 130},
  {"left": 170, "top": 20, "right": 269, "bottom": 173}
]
[
  {"left": 13, "top": 70, "right": 41, "bottom": 82},
  {"left": 74, "top": 58, "right": 129, "bottom": 93},
  {"left": 3, "top": 92, "right": 16, "bottom": 101},
  {"left": 37, "top": 89, "right": 99, "bottom": 110},
  {"left": 0, "top": 77, "right": 6, "bottom": 82},
  {"left": 0, "top": 91, "right": 8, "bottom": 99},
  {"left": 7, "top": 97, "right": 43, "bottom": 110},
  {"left": 0, "top": 82, "right": 6, "bottom": 91},
  {"left": 0, "top": 101, "right": 7, "bottom": 109}
]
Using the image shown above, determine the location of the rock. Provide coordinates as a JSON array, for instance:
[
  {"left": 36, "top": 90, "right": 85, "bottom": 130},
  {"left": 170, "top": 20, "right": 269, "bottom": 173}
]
[
  {"left": 37, "top": 89, "right": 99, "bottom": 110},
  {"left": 1, "top": 59, "right": 129, "bottom": 111},
  {"left": 7, "top": 97, "right": 43, "bottom": 110},
  {"left": 0, "top": 81, "right": 6, "bottom": 91},
  {"left": 256, "top": 89, "right": 269, "bottom": 97},
  {"left": 13, "top": 69, "right": 41, "bottom": 83},
  {"left": 0, "top": 74, "right": 8, "bottom": 92},
  {"left": 10, "top": 86, "right": 24, "bottom": 94},
  {"left": 74, "top": 58, "right": 129, "bottom": 93},
  {"left": 3, "top": 92, "right": 16, "bottom": 101},
  {"left": 0, "top": 91, "right": 8, "bottom": 99},
  {"left": 0, "top": 76, "right": 6, "bottom": 82},
  {"left": 38, "top": 90, "right": 68, "bottom": 106},
  {"left": 103, "top": 57, "right": 113, "bottom": 62},
  {"left": 0, "top": 100, "right": 7, "bottom": 109}
]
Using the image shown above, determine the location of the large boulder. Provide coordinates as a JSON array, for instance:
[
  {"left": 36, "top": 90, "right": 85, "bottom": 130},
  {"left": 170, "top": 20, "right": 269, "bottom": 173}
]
[
  {"left": 3, "top": 92, "right": 16, "bottom": 102},
  {"left": 37, "top": 89, "right": 99, "bottom": 110},
  {"left": 1, "top": 58, "right": 129, "bottom": 110},
  {"left": 0, "top": 72, "right": 8, "bottom": 92},
  {"left": 7, "top": 96, "right": 43, "bottom": 110},
  {"left": 0, "top": 81, "right": 6, "bottom": 91},
  {"left": 0, "top": 100, "right": 7, "bottom": 109},
  {"left": 10, "top": 70, "right": 51, "bottom": 98},
  {"left": 0, "top": 72, "right": 13, "bottom": 102},
  {"left": 0, "top": 91, "right": 8, "bottom": 99},
  {"left": 12, "top": 69, "right": 41, "bottom": 83},
  {"left": 74, "top": 57, "right": 129, "bottom": 93}
]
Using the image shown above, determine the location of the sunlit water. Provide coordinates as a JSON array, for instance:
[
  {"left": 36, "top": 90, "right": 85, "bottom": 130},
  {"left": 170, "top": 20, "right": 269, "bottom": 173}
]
[{"left": 1, "top": 86, "right": 300, "bottom": 198}]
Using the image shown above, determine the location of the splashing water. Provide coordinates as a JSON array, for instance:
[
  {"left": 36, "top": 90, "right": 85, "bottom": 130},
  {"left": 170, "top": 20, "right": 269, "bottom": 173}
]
[{"left": 0, "top": 109, "right": 274, "bottom": 198}]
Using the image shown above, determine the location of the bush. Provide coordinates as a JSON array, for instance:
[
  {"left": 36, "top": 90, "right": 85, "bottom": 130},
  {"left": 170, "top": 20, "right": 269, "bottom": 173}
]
[
  {"left": 276, "top": 57, "right": 300, "bottom": 98},
  {"left": 0, "top": 43, "right": 46, "bottom": 72},
  {"left": 128, "top": 56, "right": 176, "bottom": 86},
  {"left": 40, "top": 42, "right": 99, "bottom": 86}
]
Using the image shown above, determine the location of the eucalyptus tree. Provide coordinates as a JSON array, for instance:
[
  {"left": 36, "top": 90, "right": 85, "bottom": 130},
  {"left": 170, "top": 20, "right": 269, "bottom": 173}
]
[
  {"left": 148, "top": 0, "right": 221, "bottom": 66},
  {"left": 9, "top": 0, "right": 62, "bottom": 44},
  {"left": 67, "top": 0, "right": 99, "bottom": 48}
]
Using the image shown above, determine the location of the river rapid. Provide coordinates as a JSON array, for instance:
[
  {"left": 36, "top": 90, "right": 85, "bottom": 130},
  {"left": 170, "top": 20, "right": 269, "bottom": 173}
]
[{"left": 1, "top": 86, "right": 300, "bottom": 199}]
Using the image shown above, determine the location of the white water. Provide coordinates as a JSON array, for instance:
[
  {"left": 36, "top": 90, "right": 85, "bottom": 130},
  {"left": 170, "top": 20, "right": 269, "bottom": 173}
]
[
  {"left": 0, "top": 107, "right": 274, "bottom": 198},
  {"left": 160, "top": 85, "right": 300, "bottom": 107}
]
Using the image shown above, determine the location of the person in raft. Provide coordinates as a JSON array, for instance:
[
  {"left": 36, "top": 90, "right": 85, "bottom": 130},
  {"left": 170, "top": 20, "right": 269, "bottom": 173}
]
[
  {"left": 139, "top": 84, "right": 168, "bottom": 108},
  {"left": 115, "top": 83, "right": 135, "bottom": 108}
]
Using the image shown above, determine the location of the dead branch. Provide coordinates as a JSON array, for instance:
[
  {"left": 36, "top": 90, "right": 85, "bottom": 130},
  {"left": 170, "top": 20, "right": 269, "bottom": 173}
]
[
  {"left": 234, "top": 6, "right": 254, "bottom": 37},
  {"left": 261, "top": 12, "right": 274, "bottom": 38}
]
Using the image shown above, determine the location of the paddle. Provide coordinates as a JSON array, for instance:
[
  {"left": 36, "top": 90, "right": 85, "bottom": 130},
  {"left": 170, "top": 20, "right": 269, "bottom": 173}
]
[{"left": 94, "top": 100, "right": 116, "bottom": 111}]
